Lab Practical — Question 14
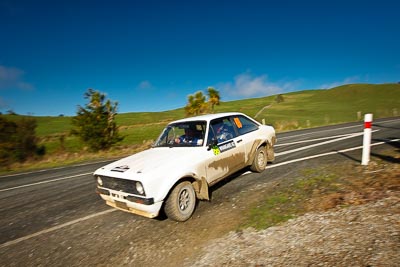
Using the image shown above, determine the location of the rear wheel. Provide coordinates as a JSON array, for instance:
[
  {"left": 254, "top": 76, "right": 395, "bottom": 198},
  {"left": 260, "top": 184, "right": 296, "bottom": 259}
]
[
  {"left": 164, "top": 181, "right": 196, "bottom": 222},
  {"left": 250, "top": 146, "right": 267, "bottom": 173}
]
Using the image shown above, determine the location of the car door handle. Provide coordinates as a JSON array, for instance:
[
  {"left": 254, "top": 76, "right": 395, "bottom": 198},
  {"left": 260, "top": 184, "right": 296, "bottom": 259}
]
[{"left": 237, "top": 139, "right": 243, "bottom": 143}]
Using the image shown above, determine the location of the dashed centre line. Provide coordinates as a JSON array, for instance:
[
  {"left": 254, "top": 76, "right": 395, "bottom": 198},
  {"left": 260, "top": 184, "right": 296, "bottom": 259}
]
[
  {"left": 0, "top": 172, "right": 93, "bottom": 193},
  {"left": 0, "top": 209, "right": 116, "bottom": 249}
]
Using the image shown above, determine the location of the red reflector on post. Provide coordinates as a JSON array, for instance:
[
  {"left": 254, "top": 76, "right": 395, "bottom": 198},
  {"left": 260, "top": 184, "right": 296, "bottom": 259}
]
[{"left": 362, "top": 113, "right": 373, "bottom": 166}]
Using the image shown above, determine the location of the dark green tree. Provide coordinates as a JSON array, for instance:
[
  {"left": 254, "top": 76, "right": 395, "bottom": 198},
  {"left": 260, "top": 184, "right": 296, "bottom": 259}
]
[
  {"left": 72, "top": 89, "right": 123, "bottom": 151},
  {"left": 275, "top": 94, "right": 284, "bottom": 103},
  {"left": 0, "top": 116, "right": 44, "bottom": 168},
  {"left": 0, "top": 117, "right": 17, "bottom": 167},
  {"left": 14, "top": 118, "right": 41, "bottom": 161}
]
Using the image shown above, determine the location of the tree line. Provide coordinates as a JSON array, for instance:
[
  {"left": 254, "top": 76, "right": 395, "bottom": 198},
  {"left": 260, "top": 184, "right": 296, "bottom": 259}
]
[{"left": 0, "top": 117, "right": 45, "bottom": 169}]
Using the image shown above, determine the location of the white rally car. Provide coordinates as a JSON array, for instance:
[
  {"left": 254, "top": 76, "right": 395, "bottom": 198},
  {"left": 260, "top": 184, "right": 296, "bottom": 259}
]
[{"left": 94, "top": 112, "right": 276, "bottom": 221}]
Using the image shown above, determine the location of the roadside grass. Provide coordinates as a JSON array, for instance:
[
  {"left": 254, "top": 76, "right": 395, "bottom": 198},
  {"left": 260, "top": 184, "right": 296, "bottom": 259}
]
[
  {"left": 242, "top": 171, "right": 340, "bottom": 230},
  {"left": 241, "top": 149, "right": 400, "bottom": 230},
  {"left": 3, "top": 140, "right": 153, "bottom": 174},
  {"left": 1, "top": 83, "right": 399, "bottom": 173}
]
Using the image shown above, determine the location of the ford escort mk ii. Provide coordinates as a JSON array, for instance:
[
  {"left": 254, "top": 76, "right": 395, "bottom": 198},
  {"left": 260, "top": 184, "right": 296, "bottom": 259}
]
[{"left": 94, "top": 112, "right": 276, "bottom": 221}]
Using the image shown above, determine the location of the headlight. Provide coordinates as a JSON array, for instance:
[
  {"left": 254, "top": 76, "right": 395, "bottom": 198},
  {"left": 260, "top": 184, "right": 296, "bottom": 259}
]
[
  {"left": 97, "top": 176, "right": 103, "bottom": 186},
  {"left": 136, "top": 182, "right": 145, "bottom": 195}
]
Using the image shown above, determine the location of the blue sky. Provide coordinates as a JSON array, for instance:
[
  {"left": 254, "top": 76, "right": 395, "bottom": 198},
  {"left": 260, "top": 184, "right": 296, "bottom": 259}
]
[{"left": 0, "top": 0, "right": 399, "bottom": 116}]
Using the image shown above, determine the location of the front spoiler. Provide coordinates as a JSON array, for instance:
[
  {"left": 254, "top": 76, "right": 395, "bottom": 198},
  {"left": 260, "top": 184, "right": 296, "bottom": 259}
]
[{"left": 96, "top": 188, "right": 162, "bottom": 219}]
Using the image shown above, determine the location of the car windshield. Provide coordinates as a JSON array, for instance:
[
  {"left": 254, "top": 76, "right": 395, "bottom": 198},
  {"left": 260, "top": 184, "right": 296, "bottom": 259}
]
[{"left": 154, "top": 121, "right": 207, "bottom": 147}]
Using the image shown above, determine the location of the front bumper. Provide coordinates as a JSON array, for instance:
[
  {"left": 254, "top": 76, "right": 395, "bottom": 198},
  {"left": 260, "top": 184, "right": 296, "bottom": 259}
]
[{"left": 96, "top": 187, "right": 162, "bottom": 219}]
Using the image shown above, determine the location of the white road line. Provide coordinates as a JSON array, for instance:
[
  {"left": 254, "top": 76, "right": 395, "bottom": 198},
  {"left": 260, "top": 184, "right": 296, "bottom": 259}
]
[
  {"left": 0, "top": 159, "right": 112, "bottom": 179},
  {"left": 4, "top": 129, "right": 374, "bottom": 193},
  {"left": 275, "top": 130, "right": 379, "bottom": 156},
  {"left": 374, "top": 118, "right": 400, "bottom": 125},
  {"left": 269, "top": 138, "right": 399, "bottom": 169},
  {"left": 0, "top": 209, "right": 116, "bottom": 249},
  {"left": 276, "top": 132, "right": 368, "bottom": 147},
  {"left": 278, "top": 124, "right": 363, "bottom": 140},
  {"left": 277, "top": 118, "right": 399, "bottom": 141},
  {"left": 3, "top": 130, "right": 360, "bottom": 193},
  {"left": 0, "top": 168, "right": 59, "bottom": 178},
  {"left": 0, "top": 172, "right": 93, "bottom": 193}
]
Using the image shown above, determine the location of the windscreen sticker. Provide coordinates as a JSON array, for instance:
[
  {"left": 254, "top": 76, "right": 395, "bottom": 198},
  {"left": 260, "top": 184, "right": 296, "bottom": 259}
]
[
  {"left": 112, "top": 165, "right": 130, "bottom": 172},
  {"left": 234, "top": 117, "right": 243, "bottom": 128}
]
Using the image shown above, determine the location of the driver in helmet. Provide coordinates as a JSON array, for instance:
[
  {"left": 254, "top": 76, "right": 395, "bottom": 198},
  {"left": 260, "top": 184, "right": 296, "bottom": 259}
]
[{"left": 175, "top": 127, "right": 203, "bottom": 145}]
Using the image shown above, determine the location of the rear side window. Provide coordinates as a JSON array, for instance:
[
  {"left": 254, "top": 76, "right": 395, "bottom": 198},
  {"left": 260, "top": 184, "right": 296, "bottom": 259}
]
[{"left": 233, "top": 115, "right": 259, "bottom": 135}]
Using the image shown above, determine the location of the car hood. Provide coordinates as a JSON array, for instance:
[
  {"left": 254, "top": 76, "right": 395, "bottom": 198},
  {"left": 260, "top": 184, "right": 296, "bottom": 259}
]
[{"left": 94, "top": 147, "right": 204, "bottom": 180}]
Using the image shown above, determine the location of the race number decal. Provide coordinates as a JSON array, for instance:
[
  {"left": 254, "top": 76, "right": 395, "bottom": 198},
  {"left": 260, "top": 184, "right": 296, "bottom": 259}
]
[
  {"left": 218, "top": 140, "right": 236, "bottom": 153},
  {"left": 212, "top": 140, "right": 236, "bottom": 155}
]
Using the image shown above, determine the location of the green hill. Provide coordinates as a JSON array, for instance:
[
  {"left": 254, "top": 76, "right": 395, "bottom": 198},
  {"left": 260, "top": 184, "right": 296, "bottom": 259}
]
[{"left": 252, "top": 83, "right": 400, "bottom": 131}]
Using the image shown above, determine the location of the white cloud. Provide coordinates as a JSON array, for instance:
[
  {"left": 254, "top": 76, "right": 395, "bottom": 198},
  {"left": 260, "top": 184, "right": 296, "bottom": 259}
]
[
  {"left": 218, "top": 72, "right": 296, "bottom": 98},
  {"left": 0, "top": 97, "right": 8, "bottom": 109},
  {"left": 138, "top": 80, "right": 152, "bottom": 90},
  {"left": 319, "top": 76, "right": 361, "bottom": 89},
  {"left": 0, "top": 65, "right": 34, "bottom": 90}
]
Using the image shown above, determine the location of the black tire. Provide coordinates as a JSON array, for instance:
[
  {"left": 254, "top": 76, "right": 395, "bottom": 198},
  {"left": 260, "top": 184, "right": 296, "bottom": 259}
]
[
  {"left": 164, "top": 181, "right": 196, "bottom": 222},
  {"left": 250, "top": 146, "right": 267, "bottom": 173}
]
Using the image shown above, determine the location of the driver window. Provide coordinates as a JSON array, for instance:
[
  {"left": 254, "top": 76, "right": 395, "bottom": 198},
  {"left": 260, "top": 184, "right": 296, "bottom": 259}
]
[{"left": 210, "top": 118, "right": 236, "bottom": 143}]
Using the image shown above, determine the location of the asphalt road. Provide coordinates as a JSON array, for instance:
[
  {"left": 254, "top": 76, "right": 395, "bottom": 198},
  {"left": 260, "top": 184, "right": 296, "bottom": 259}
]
[{"left": 0, "top": 117, "right": 399, "bottom": 266}]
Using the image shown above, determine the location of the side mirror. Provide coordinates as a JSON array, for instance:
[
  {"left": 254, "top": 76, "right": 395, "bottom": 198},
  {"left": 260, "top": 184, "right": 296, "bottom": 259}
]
[{"left": 207, "top": 138, "right": 218, "bottom": 151}]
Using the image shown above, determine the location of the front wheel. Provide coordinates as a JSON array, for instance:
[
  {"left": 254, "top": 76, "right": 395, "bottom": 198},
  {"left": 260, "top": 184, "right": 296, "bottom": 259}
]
[
  {"left": 164, "top": 181, "right": 196, "bottom": 222},
  {"left": 267, "top": 143, "right": 275, "bottom": 162},
  {"left": 250, "top": 146, "right": 267, "bottom": 173}
]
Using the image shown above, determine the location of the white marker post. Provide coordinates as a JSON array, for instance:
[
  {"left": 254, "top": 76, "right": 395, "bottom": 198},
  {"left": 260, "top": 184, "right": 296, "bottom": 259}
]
[{"left": 361, "top": 113, "right": 373, "bottom": 165}]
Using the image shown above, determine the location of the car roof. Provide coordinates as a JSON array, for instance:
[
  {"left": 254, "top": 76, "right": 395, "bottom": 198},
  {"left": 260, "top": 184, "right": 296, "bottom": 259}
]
[{"left": 170, "top": 112, "right": 247, "bottom": 124}]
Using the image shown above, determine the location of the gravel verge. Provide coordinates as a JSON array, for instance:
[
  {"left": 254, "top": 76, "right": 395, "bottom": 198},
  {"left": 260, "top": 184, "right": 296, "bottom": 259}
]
[{"left": 187, "top": 192, "right": 400, "bottom": 267}]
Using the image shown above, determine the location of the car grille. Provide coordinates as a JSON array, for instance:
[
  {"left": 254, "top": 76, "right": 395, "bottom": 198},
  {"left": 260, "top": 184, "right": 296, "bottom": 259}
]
[{"left": 97, "top": 176, "right": 140, "bottom": 195}]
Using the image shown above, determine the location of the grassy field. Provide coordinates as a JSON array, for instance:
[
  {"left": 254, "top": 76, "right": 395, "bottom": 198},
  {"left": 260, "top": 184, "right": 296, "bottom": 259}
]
[{"left": 2, "top": 83, "right": 399, "bottom": 171}]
